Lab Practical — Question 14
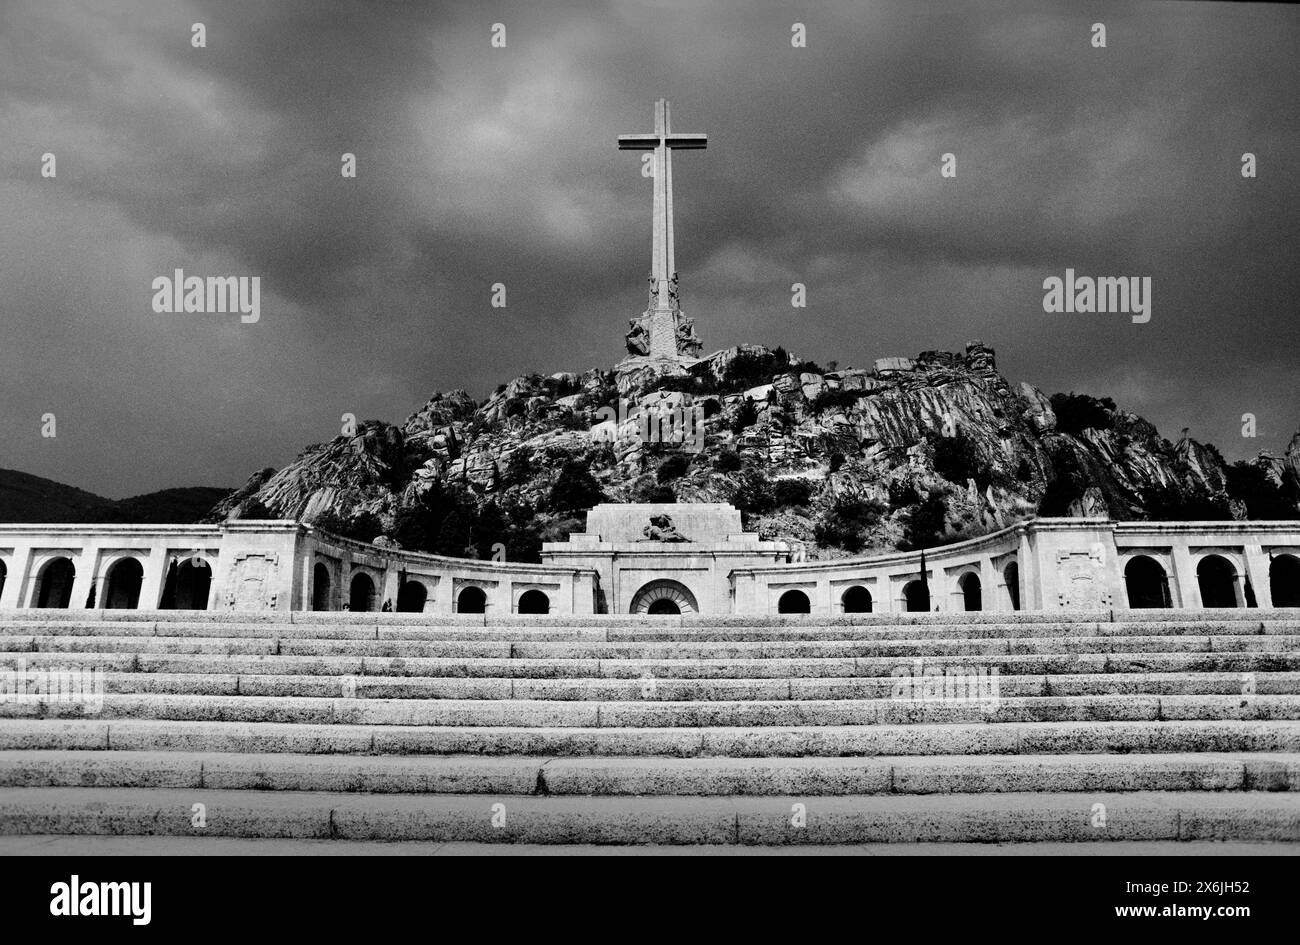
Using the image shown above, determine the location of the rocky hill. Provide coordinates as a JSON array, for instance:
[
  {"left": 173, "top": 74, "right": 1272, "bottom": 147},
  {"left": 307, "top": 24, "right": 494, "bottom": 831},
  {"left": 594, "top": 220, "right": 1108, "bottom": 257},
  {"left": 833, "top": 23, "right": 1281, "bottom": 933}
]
[{"left": 207, "top": 342, "right": 1300, "bottom": 562}]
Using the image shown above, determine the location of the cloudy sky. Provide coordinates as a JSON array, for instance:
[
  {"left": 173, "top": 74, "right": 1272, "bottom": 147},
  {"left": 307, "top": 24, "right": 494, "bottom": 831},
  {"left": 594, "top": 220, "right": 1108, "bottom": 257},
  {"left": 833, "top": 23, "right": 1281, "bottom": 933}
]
[{"left": 1, "top": 0, "right": 1296, "bottom": 498}]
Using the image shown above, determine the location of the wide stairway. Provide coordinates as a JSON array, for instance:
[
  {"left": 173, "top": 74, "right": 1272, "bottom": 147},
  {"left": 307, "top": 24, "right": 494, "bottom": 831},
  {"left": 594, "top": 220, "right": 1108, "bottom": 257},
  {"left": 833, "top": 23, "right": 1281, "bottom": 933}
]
[{"left": 0, "top": 609, "right": 1298, "bottom": 851}]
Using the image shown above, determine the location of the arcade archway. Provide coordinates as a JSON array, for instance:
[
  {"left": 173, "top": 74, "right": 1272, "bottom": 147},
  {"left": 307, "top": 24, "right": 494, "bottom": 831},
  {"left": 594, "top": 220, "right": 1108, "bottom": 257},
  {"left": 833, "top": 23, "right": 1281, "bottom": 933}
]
[
  {"left": 778, "top": 589, "right": 811, "bottom": 614},
  {"left": 104, "top": 557, "right": 144, "bottom": 610},
  {"left": 457, "top": 585, "right": 487, "bottom": 614},
  {"left": 629, "top": 580, "right": 697, "bottom": 615},
  {"left": 349, "top": 572, "right": 377, "bottom": 612},
  {"left": 35, "top": 557, "right": 75, "bottom": 609},
  {"left": 517, "top": 589, "right": 550, "bottom": 614},
  {"left": 841, "top": 585, "right": 872, "bottom": 613},
  {"left": 1125, "top": 555, "right": 1171, "bottom": 608},
  {"left": 1272, "top": 554, "right": 1300, "bottom": 607},
  {"left": 1197, "top": 554, "right": 1239, "bottom": 608}
]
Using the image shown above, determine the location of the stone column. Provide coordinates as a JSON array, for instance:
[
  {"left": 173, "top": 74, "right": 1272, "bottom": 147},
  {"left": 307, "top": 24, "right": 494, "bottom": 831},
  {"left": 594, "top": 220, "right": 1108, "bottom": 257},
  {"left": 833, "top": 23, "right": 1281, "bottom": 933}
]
[
  {"left": 1170, "top": 546, "right": 1199, "bottom": 609},
  {"left": 1017, "top": 531, "right": 1036, "bottom": 611},
  {"left": 299, "top": 553, "right": 315, "bottom": 612},
  {"left": 381, "top": 566, "right": 401, "bottom": 612},
  {"left": 68, "top": 545, "right": 97, "bottom": 610},
  {"left": 137, "top": 548, "right": 169, "bottom": 610},
  {"left": 1243, "top": 545, "right": 1273, "bottom": 608},
  {"left": 980, "top": 557, "right": 999, "bottom": 613}
]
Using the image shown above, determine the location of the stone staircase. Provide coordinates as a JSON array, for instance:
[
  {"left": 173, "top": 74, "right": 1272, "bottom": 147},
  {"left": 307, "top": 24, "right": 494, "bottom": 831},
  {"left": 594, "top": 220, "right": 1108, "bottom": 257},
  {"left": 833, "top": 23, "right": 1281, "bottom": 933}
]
[{"left": 0, "top": 609, "right": 1298, "bottom": 851}]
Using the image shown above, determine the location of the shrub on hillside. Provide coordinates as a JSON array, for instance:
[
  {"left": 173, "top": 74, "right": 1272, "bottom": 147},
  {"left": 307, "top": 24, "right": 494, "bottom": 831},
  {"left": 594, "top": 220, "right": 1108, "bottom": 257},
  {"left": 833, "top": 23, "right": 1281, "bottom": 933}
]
[
  {"left": 773, "top": 479, "right": 816, "bottom": 508},
  {"left": 715, "top": 450, "right": 743, "bottom": 472},
  {"left": 897, "top": 493, "right": 948, "bottom": 551},
  {"left": 546, "top": 460, "right": 606, "bottom": 513},
  {"left": 1050, "top": 392, "right": 1116, "bottom": 436},
  {"left": 1226, "top": 461, "right": 1297, "bottom": 519},
  {"left": 810, "top": 388, "right": 861, "bottom": 414},
  {"left": 731, "top": 399, "right": 758, "bottom": 434},
  {"left": 815, "top": 496, "right": 886, "bottom": 552},
  {"left": 656, "top": 453, "right": 691, "bottom": 483},
  {"left": 932, "top": 433, "right": 992, "bottom": 490},
  {"left": 732, "top": 469, "right": 775, "bottom": 515}
]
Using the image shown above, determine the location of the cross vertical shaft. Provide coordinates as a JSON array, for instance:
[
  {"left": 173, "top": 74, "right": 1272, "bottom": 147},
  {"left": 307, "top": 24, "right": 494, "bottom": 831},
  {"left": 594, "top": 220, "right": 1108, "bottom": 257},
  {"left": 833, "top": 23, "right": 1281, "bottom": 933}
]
[{"left": 619, "top": 99, "right": 707, "bottom": 308}]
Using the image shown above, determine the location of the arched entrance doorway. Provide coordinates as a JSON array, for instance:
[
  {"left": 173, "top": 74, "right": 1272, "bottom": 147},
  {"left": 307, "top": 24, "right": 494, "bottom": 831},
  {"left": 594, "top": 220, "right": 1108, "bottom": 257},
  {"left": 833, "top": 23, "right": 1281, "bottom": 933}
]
[
  {"left": 1197, "top": 554, "right": 1239, "bottom": 608},
  {"left": 457, "top": 586, "right": 487, "bottom": 613},
  {"left": 629, "top": 580, "right": 698, "bottom": 615},
  {"left": 778, "top": 589, "right": 811, "bottom": 614},
  {"left": 104, "top": 558, "right": 144, "bottom": 609},
  {"left": 349, "top": 572, "right": 376, "bottom": 612},
  {"left": 35, "top": 557, "right": 75, "bottom": 609},
  {"left": 1272, "top": 554, "right": 1300, "bottom": 607},
  {"left": 1125, "top": 555, "right": 1171, "bottom": 608},
  {"left": 1003, "top": 562, "right": 1021, "bottom": 611},
  {"left": 170, "top": 558, "right": 211, "bottom": 610},
  {"left": 517, "top": 589, "right": 550, "bottom": 614},
  {"left": 958, "top": 572, "right": 982, "bottom": 611},
  {"left": 397, "top": 580, "right": 427, "bottom": 613},
  {"left": 312, "top": 563, "right": 332, "bottom": 611},
  {"left": 0, "top": 558, "right": 6, "bottom": 603},
  {"left": 841, "top": 585, "right": 872, "bottom": 613},
  {"left": 903, "top": 580, "right": 930, "bottom": 612}
]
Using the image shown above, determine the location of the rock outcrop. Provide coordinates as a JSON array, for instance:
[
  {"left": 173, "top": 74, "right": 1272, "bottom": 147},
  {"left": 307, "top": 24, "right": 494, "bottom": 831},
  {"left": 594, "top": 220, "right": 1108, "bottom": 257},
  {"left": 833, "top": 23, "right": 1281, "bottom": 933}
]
[{"left": 209, "top": 341, "right": 1299, "bottom": 559}]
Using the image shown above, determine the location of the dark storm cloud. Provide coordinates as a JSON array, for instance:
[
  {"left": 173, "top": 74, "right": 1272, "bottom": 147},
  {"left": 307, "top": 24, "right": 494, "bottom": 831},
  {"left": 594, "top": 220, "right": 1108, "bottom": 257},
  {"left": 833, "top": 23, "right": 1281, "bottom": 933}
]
[{"left": 0, "top": 0, "right": 1296, "bottom": 498}]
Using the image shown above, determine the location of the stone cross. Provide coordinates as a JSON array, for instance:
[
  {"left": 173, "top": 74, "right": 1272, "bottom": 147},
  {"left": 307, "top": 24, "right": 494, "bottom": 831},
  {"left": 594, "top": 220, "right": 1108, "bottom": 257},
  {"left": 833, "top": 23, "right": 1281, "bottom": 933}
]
[{"left": 618, "top": 99, "right": 707, "bottom": 312}]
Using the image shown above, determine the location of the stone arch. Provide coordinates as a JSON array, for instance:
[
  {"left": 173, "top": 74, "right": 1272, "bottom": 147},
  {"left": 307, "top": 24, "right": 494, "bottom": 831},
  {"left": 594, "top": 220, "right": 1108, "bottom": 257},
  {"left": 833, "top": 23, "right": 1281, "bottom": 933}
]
[
  {"left": 778, "top": 589, "right": 811, "bottom": 614},
  {"left": 1197, "top": 554, "right": 1239, "bottom": 608},
  {"left": 1271, "top": 554, "right": 1300, "bottom": 607},
  {"left": 312, "top": 563, "right": 332, "bottom": 611},
  {"left": 104, "top": 557, "right": 144, "bottom": 609},
  {"left": 397, "top": 580, "right": 428, "bottom": 613},
  {"left": 629, "top": 580, "right": 698, "bottom": 615},
  {"left": 903, "top": 580, "right": 930, "bottom": 613},
  {"left": 959, "top": 572, "right": 982, "bottom": 611},
  {"left": 349, "top": 572, "right": 377, "bottom": 612},
  {"left": 518, "top": 589, "right": 550, "bottom": 614},
  {"left": 1003, "top": 561, "right": 1021, "bottom": 611},
  {"left": 1124, "top": 555, "right": 1171, "bottom": 608},
  {"left": 841, "top": 585, "right": 872, "bottom": 613},
  {"left": 171, "top": 557, "right": 212, "bottom": 610},
  {"left": 457, "top": 585, "right": 487, "bottom": 614},
  {"left": 35, "top": 557, "right": 75, "bottom": 609}
]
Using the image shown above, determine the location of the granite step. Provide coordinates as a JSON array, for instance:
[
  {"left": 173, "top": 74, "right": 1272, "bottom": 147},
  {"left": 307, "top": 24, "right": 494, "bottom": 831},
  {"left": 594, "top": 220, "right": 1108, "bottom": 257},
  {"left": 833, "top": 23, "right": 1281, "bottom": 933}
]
[
  {"left": 1, "top": 787, "right": 1296, "bottom": 843},
  {"left": 7, "top": 650, "right": 1299, "bottom": 679},
  {"left": 5, "top": 718, "right": 1298, "bottom": 756},
  {"left": 4, "top": 619, "right": 1293, "bottom": 642},
  {"left": 0, "top": 750, "right": 1295, "bottom": 794},
  {"left": 39, "top": 670, "right": 1300, "bottom": 700},
  {"left": 4, "top": 692, "right": 1300, "bottom": 726},
  {"left": 11, "top": 634, "right": 1300, "bottom": 659}
]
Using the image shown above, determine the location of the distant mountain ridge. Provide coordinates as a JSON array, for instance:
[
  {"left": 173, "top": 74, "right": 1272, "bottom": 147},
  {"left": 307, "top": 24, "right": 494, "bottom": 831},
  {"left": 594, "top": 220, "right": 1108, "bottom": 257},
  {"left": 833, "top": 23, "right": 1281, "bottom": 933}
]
[{"left": 0, "top": 469, "right": 230, "bottom": 525}]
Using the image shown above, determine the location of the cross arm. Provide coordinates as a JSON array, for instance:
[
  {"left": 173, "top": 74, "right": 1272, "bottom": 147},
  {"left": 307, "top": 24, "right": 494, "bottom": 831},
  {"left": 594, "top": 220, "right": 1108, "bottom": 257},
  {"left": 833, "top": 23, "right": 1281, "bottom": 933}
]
[
  {"left": 618, "top": 134, "right": 660, "bottom": 150},
  {"left": 665, "top": 134, "right": 708, "bottom": 149}
]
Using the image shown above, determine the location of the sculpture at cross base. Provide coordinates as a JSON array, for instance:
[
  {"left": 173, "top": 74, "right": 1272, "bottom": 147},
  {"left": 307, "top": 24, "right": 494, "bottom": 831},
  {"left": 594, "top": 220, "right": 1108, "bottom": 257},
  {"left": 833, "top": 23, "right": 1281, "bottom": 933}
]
[{"left": 626, "top": 319, "right": 650, "bottom": 356}]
